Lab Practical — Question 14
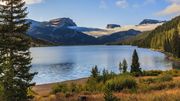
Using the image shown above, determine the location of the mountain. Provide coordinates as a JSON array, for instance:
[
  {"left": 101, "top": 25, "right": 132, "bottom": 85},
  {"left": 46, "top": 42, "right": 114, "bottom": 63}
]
[
  {"left": 48, "top": 18, "right": 77, "bottom": 27},
  {"left": 27, "top": 17, "right": 77, "bottom": 28},
  {"left": 26, "top": 18, "right": 165, "bottom": 46},
  {"left": 28, "top": 26, "right": 99, "bottom": 45},
  {"left": 27, "top": 18, "right": 101, "bottom": 45},
  {"left": 78, "top": 23, "right": 162, "bottom": 37},
  {"left": 98, "top": 29, "right": 141, "bottom": 44},
  {"left": 139, "top": 19, "right": 165, "bottom": 25},
  {"left": 29, "top": 36, "right": 56, "bottom": 47},
  {"left": 106, "top": 24, "right": 121, "bottom": 29},
  {"left": 119, "top": 16, "right": 180, "bottom": 58}
]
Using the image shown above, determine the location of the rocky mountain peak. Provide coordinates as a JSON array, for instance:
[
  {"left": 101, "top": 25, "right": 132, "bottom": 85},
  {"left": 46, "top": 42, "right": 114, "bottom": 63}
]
[
  {"left": 106, "top": 24, "right": 121, "bottom": 29},
  {"left": 139, "top": 19, "right": 166, "bottom": 25},
  {"left": 49, "top": 18, "right": 77, "bottom": 27}
]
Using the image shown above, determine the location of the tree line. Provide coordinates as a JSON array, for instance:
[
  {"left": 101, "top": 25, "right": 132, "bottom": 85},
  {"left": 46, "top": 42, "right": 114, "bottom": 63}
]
[
  {"left": 141, "top": 16, "right": 180, "bottom": 58},
  {"left": 121, "top": 16, "right": 180, "bottom": 58}
]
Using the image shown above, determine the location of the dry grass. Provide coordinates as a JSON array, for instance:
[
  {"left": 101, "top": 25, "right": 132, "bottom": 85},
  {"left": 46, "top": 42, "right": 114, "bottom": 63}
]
[
  {"left": 32, "top": 76, "right": 180, "bottom": 101},
  {"left": 32, "top": 88, "right": 180, "bottom": 101}
]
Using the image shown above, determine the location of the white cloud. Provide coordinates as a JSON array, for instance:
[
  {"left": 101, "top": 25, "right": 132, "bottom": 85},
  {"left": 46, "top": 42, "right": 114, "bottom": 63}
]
[
  {"left": 116, "top": 0, "right": 128, "bottom": 8},
  {"left": 157, "top": 3, "right": 180, "bottom": 16},
  {"left": 157, "top": 0, "right": 180, "bottom": 16},
  {"left": 25, "top": 0, "right": 44, "bottom": 4}
]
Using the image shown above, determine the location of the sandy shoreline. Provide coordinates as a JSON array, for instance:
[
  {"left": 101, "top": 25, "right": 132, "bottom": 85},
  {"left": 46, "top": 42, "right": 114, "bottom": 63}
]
[{"left": 33, "top": 78, "right": 88, "bottom": 96}]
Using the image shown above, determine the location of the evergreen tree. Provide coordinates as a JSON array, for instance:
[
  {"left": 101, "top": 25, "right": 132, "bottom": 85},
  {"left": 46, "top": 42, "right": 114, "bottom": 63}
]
[
  {"left": 171, "top": 30, "right": 180, "bottom": 58},
  {"left": 122, "top": 59, "right": 128, "bottom": 73},
  {"left": 102, "top": 69, "right": 109, "bottom": 83},
  {"left": 119, "top": 62, "right": 123, "bottom": 73},
  {"left": 104, "top": 84, "right": 119, "bottom": 101},
  {"left": 163, "top": 38, "right": 172, "bottom": 53},
  {"left": 90, "top": 65, "right": 99, "bottom": 79},
  {"left": 130, "top": 49, "right": 141, "bottom": 74},
  {"left": 0, "top": 0, "right": 36, "bottom": 101}
]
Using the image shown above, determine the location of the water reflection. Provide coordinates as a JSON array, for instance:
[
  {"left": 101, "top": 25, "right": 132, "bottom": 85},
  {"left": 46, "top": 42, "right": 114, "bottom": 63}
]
[{"left": 30, "top": 45, "right": 173, "bottom": 84}]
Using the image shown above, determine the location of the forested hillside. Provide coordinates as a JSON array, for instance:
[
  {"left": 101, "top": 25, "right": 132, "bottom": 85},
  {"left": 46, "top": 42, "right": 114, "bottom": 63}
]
[{"left": 119, "top": 16, "right": 180, "bottom": 58}]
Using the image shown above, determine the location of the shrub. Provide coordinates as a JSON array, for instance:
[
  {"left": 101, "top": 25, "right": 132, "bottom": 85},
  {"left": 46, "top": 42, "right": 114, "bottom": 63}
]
[
  {"left": 52, "top": 83, "right": 86, "bottom": 94},
  {"left": 148, "top": 81, "right": 176, "bottom": 91},
  {"left": 86, "top": 78, "right": 105, "bottom": 92},
  {"left": 100, "top": 70, "right": 117, "bottom": 83},
  {"left": 140, "top": 78, "right": 157, "bottom": 84},
  {"left": 163, "top": 70, "right": 180, "bottom": 77},
  {"left": 52, "top": 83, "right": 68, "bottom": 94},
  {"left": 106, "top": 75, "right": 137, "bottom": 92},
  {"left": 104, "top": 85, "right": 120, "bottom": 101},
  {"left": 142, "top": 70, "right": 163, "bottom": 76},
  {"left": 69, "top": 83, "right": 79, "bottom": 93},
  {"left": 141, "top": 74, "right": 173, "bottom": 84},
  {"left": 158, "top": 74, "right": 173, "bottom": 82}
]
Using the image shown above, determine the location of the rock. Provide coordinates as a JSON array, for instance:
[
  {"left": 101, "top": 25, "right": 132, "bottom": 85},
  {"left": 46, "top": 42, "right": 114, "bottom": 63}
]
[
  {"left": 106, "top": 24, "right": 121, "bottom": 29},
  {"left": 49, "top": 18, "right": 77, "bottom": 27},
  {"left": 78, "top": 95, "right": 87, "bottom": 101},
  {"left": 139, "top": 19, "right": 166, "bottom": 25}
]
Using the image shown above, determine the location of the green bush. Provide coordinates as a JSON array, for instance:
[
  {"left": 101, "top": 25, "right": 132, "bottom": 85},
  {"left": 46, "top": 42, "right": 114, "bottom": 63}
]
[
  {"left": 141, "top": 74, "right": 173, "bottom": 84},
  {"left": 86, "top": 78, "right": 105, "bottom": 92},
  {"left": 69, "top": 83, "right": 80, "bottom": 93},
  {"left": 105, "top": 75, "right": 137, "bottom": 92},
  {"left": 99, "top": 71, "right": 117, "bottom": 83},
  {"left": 148, "top": 81, "right": 176, "bottom": 91},
  {"left": 142, "top": 70, "right": 163, "bottom": 76},
  {"left": 140, "top": 78, "right": 157, "bottom": 84},
  {"left": 52, "top": 83, "right": 85, "bottom": 94},
  {"left": 52, "top": 83, "right": 68, "bottom": 94},
  {"left": 163, "top": 70, "right": 180, "bottom": 77},
  {"left": 104, "top": 85, "right": 120, "bottom": 101},
  {"left": 158, "top": 74, "right": 173, "bottom": 82}
]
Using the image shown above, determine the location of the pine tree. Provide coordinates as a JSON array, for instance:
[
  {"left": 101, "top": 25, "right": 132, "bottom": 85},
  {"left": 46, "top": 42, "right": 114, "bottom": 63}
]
[
  {"left": 119, "top": 62, "right": 123, "bottom": 73},
  {"left": 102, "top": 69, "right": 109, "bottom": 83},
  {"left": 130, "top": 49, "right": 141, "bottom": 74},
  {"left": 0, "top": 0, "right": 36, "bottom": 101},
  {"left": 122, "top": 59, "right": 128, "bottom": 73},
  {"left": 104, "top": 84, "right": 119, "bottom": 101},
  {"left": 91, "top": 65, "right": 99, "bottom": 79}
]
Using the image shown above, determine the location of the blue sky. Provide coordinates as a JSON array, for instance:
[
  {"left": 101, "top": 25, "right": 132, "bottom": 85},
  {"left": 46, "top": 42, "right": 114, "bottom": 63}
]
[{"left": 26, "top": 0, "right": 180, "bottom": 28}]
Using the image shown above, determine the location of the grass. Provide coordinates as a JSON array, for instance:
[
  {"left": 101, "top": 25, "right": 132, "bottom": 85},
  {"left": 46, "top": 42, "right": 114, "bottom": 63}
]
[{"left": 33, "top": 70, "right": 180, "bottom": 101}]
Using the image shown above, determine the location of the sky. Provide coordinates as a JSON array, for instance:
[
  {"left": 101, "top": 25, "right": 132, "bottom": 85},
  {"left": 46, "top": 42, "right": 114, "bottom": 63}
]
[{"left": 25, "top": 0, "right": 180, "bottom": 28}]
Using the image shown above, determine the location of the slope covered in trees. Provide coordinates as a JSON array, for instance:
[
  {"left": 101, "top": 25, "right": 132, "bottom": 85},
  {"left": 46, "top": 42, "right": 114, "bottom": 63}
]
[{"left": 119, "top": 16, "right": 180, "bottom": 58}]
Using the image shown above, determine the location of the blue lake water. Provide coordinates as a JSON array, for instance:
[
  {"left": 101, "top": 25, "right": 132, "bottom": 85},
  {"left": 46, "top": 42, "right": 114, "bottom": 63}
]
[{"left": 30, "top": 45, "right": 172, "bottom": 84}]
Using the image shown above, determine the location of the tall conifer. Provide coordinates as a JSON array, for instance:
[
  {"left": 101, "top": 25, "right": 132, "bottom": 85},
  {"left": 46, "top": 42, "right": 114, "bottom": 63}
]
[
  {"left": 0, "top": 0, "right": 36, "bottom": 100},
  {"left": 130, "top": 49, "right": 141, "bottom": 74}
]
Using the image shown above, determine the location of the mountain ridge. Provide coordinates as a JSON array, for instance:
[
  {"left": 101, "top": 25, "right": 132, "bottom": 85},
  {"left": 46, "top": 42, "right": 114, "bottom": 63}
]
[{"left": 26, "top": 17, "right": 166, "bottom": 45}]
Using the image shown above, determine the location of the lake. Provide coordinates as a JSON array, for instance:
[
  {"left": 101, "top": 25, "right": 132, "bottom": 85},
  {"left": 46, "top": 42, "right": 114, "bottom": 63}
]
[{"left": 30, "top": 45, "right": 172, "bottom": 84}]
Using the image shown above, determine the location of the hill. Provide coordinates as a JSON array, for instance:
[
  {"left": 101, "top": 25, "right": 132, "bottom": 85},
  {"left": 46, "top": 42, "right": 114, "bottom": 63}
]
[
  {"left": 98, "top": 29, "right": 141, "bottom": 44},
  {"left": 118, "top": 16, "right": 180, "bottom": 58}
]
